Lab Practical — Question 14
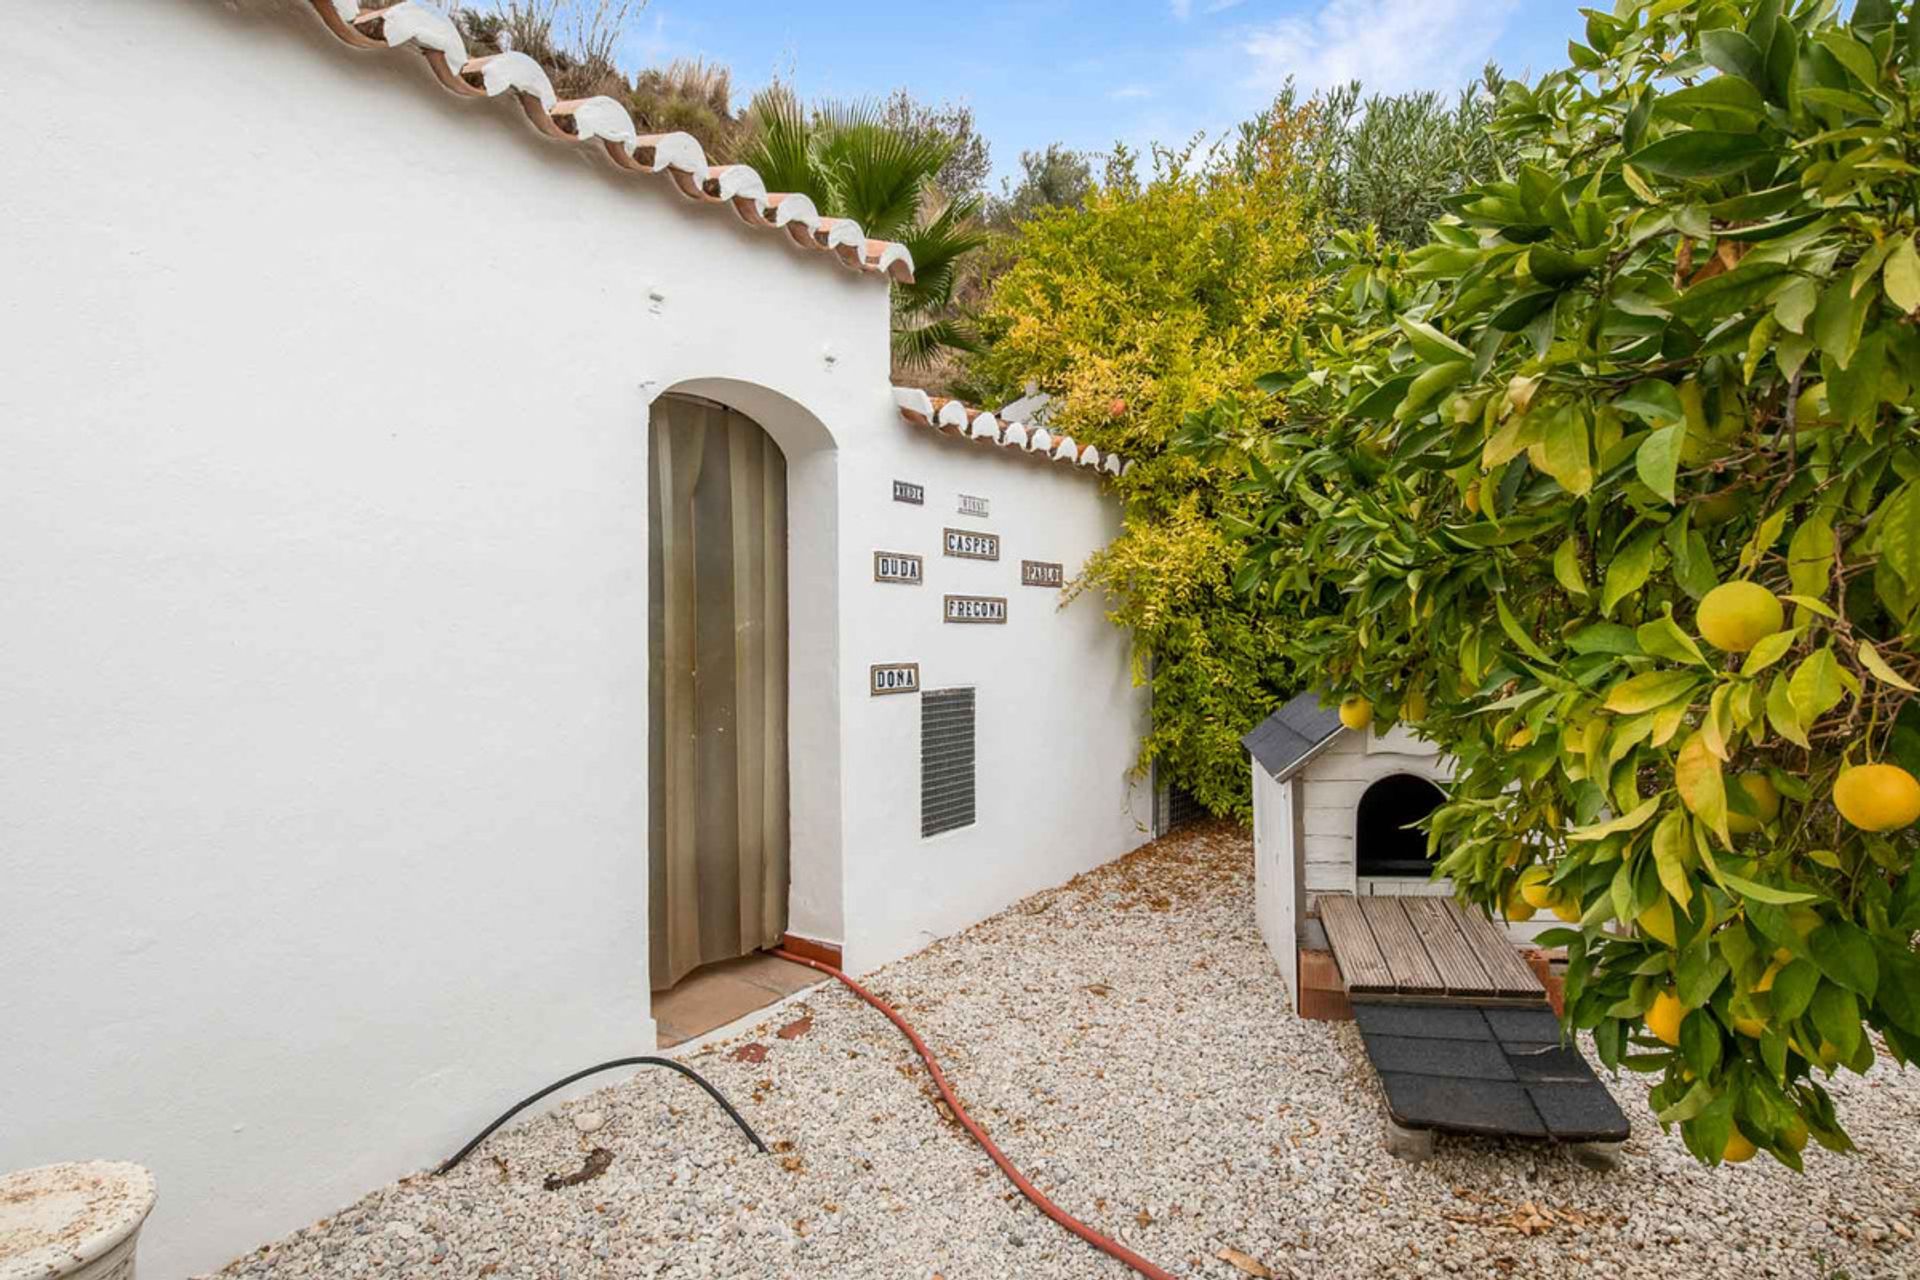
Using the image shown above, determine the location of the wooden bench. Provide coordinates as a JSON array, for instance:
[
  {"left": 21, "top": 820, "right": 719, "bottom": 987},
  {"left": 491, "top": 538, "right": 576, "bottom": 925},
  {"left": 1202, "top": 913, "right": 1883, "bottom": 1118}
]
[{"left": 1315, "top": 894, "right": 1627, "bottom": 1157}]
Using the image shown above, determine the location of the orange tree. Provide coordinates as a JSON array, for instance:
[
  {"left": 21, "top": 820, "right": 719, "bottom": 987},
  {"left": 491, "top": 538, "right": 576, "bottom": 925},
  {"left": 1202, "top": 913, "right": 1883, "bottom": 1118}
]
[{"left": 1193, "top": 0, "right": 1920, "bottom": 1164}]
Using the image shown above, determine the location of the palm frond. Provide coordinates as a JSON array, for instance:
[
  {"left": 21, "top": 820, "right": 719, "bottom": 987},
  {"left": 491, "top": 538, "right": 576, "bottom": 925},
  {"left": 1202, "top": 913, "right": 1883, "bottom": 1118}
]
[
  {"left": 737, "top": 86, "right": 828, "bottom": 207},
  {"left": 892, "top": 315, "right": 980, "bottom": 371},
  {"left": 897, "top": 195, "right": 988, "bottom": 313},
  {"left": 811, "top": 102, "right": 954, "bottom": 237}
]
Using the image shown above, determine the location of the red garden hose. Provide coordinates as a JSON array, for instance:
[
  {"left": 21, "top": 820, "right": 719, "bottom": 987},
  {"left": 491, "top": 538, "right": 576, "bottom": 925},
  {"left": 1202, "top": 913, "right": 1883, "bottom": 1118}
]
[{"left": 772, "top": 949, "right": 1177, "bottom": 1280}]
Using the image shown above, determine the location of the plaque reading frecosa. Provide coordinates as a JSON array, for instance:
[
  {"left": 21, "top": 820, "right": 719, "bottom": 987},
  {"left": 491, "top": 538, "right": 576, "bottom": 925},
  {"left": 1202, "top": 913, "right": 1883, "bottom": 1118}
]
[{"left": 942, "top": 528, "right": 1000, "bottom": 561}]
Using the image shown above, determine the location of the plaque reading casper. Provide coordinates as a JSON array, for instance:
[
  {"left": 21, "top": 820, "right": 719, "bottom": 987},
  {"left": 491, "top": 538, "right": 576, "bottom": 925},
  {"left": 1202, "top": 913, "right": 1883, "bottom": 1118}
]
[{"left": 942, "top": 528, "right": 1000, "bottom": 561}]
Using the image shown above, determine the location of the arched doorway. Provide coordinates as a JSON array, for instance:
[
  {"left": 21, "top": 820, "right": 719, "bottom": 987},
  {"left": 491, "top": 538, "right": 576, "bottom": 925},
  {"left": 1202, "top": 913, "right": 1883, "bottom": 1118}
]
[
  {"left": 1355, "top": 774, "right": 1447, "bottom": 878},
  {"left": 648, "top": 394, "right": 790, "bottom": 994}
]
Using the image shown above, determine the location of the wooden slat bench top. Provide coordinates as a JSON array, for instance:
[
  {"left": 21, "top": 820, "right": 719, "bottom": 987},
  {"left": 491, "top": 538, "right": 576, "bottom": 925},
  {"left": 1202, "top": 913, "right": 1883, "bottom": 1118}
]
[
  {"left": 1358, "top": 898, "right": 1445, "bottom": 995},
  {"left": 1319, "top": 895, "right": 1544, "bottom": 1004},
  {"left": 1317, "top": 894, "right": 1397, "bottom": 993}
]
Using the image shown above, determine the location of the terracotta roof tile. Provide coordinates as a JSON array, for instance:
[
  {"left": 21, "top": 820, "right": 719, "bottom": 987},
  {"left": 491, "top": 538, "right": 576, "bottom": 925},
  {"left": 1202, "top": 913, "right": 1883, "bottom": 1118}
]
[
  {"left": 892, "top": 388, "right": 1129, "bottom": 479},
  {"left": 304, "top": 1, "right": 913, "bottom": 284}
]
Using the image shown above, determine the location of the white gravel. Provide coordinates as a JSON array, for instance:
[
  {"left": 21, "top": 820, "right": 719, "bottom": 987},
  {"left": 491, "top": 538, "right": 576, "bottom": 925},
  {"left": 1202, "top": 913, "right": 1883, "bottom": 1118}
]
[{"left": 209, "top": 822, "right": 1920, "bottom": 1279}]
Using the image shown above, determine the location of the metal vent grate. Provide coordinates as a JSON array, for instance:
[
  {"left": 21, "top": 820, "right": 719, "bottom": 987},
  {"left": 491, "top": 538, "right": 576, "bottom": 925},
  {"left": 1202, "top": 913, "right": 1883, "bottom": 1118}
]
[
  {"left": 921, "top": 687, "right": 976, "bottom": 837},
  {"left": 1166, "top": 782, "right": 1205, "bottom": 832}
]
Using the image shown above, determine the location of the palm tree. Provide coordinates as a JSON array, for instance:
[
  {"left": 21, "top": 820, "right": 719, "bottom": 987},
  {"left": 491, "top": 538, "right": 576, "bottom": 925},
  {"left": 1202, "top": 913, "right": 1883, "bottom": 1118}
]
[{"left": 737, "top": 89, "right": 988, "bottom": 372}]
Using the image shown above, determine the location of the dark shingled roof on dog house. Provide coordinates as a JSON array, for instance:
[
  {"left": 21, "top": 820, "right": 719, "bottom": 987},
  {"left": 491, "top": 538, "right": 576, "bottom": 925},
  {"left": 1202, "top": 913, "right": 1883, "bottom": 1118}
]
[{"left": 1242, "top": 691, "right": 1346, "bottom": 781}]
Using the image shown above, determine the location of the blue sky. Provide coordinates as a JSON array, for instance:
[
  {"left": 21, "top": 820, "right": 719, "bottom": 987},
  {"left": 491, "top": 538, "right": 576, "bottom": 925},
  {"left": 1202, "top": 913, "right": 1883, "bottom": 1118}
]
[{"left": 618, "top": 0, "right": 1589, "bottom": 187}]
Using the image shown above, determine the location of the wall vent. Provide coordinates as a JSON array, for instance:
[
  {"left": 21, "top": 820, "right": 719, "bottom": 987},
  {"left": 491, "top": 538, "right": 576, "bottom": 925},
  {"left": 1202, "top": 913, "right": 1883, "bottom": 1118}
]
[{"left": 921, "top": 687, "right": 976, "bottom": 837}]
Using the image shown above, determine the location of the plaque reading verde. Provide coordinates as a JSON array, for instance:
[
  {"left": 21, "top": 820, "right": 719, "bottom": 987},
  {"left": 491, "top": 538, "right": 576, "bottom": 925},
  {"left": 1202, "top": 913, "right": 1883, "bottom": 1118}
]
[
  {"left": 892, "top": 479, "right": 925, "bottom": 505},
  {"left": 944, "top": 594, "right": 1008, "bottom": 624},
  {"left": 942, "top": 528, "right": 1000, "bottom": 561},
  {"left": 870, "top": 663, "right": 921, "bottom": 695},
  {"left": 873, "top": 551, "right": 924, "bottom": 584},
  {"left": 1021, "top": 560, "right": 1064, "bottom": 588}
]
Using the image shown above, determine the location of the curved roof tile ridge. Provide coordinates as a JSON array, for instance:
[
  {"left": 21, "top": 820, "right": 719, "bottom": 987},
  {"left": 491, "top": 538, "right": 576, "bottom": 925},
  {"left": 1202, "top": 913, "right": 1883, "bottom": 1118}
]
[
  {"left": 891, "top": 387, "right": 1126, "bottom": 480},
  {"left": 304, "top": 1, "right": 914, "bottom": 283}
]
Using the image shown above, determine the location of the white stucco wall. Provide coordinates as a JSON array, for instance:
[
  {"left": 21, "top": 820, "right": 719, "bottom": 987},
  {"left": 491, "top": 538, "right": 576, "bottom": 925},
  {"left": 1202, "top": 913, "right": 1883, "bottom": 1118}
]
[
  {"left": 836, "top": 424, "right": 1151, "bottom": 973},
  {"left": 0, "top": 3, "right": 1146, "bottom": 1274}
]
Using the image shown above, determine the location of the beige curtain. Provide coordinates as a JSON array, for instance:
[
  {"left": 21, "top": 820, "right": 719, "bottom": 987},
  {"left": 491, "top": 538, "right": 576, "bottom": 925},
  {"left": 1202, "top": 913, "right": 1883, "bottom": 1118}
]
[{"left": 648, "top": 395, "right": 790, "bottom": 992}]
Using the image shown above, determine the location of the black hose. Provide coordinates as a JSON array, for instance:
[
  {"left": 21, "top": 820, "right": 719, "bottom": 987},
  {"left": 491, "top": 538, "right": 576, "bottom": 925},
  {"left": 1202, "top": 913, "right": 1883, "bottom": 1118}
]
[{"left": 435, "top": 1055, "right": 768, "bottom": 1174}]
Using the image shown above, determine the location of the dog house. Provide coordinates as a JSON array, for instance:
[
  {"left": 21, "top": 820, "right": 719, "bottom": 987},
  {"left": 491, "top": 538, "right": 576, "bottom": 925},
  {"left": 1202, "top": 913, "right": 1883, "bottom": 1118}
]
[{"left": 1245, "top": 692, "right": 1544, "bottom": 1014}]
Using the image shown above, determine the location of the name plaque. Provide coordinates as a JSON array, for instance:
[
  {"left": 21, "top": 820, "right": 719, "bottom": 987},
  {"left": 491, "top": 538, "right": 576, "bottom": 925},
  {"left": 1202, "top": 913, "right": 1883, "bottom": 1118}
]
[{"left": 944, "top": 594, "right": 1008, "bottom": 624}]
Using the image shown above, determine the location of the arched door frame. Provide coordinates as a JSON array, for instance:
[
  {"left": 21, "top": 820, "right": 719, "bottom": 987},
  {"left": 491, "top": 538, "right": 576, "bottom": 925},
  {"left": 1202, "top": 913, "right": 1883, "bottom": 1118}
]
[{"left": 646, "top": 376, "right": 844, "bottom": 966}]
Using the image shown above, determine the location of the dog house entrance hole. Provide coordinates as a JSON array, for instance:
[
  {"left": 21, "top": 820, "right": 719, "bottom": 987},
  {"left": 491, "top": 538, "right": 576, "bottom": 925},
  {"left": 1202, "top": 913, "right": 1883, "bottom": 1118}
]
[{"left": 1355, "top": 774, "right": 1447, "bottom": 877}]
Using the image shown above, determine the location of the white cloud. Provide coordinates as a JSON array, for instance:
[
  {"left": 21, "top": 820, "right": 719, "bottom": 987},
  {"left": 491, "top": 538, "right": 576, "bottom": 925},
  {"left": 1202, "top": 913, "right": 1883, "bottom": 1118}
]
[
  {"left": 1173, "top": 0, "right": 1245, "bottom": 19},
  {"left": 1241, "top": 0, "right": 1518, "bottom": 95},
  {"left": 1111, "top": 85, "right": 1155, "bottom": 100}
]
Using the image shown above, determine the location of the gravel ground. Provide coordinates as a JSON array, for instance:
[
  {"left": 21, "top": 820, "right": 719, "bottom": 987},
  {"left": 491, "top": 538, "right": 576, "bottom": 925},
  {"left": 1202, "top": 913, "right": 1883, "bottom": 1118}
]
[{"left": 211, "top": 822, "right": 1920, "bottom": 1279}]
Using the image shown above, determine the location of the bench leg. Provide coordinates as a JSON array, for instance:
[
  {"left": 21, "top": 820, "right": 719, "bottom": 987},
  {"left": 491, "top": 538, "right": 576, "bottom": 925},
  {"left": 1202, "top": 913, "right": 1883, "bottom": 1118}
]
[
  {"left": 1570, "top": 1141, "right": 1623, "bottom": 1172},
  {"left": 1384, "top": 1118, "right": 1435, "bottom": 1162}
]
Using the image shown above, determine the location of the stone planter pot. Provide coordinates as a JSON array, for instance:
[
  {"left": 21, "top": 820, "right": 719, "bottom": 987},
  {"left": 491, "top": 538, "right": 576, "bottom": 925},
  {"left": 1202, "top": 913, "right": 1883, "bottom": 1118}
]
[{"left": 0, "top": 1162, "right": 156, "bottom": 1280}]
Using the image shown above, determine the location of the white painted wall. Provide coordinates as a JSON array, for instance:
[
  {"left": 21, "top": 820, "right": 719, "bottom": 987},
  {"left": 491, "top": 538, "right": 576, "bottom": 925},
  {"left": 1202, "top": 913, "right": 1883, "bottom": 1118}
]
[
  {"left": 836, "top": 424, "right": 1151, "bottom": 973},
  {"left": 0, "top": 3, "right": 1148, "bottom": 1273}
]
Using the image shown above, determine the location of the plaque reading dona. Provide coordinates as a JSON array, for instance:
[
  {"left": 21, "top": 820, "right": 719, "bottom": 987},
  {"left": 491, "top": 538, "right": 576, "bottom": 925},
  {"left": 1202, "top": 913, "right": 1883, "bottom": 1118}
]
[
  {"left": 942, "top": 528, "right": 1000, "bottom": 561},
  {"left": 873, "top": 551, "right": 924, "bottom": 584},
  {"left": 1021, "top": 560, "right": 1064, "bottom": 588},
  {"left": 893, "top": 479, "right": 925, "bottom": 505},
  {"left": 944, "top": 594, "right": 1008, "bottom": 624},
  {"left": 870, "top": 663, "right": 921, "bottom": 695}
]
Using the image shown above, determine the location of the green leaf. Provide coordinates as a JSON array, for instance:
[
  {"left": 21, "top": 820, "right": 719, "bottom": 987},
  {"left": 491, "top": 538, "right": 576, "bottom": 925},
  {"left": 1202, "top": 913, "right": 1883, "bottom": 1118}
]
[
  {"left": 1554, "top": 535, "right": 1589, "bottom": 596},
  {"left": 1740, "top": 627, "right": 1801, "bottom": 676},
  {"left": 1809, "top": 980, "right": 1862, "bottom": 1060},
  {"left": 1771, "top": 958, "right": 1820, "bottom": 1022},
  {"left": 1720, "top": 870, "right": 1819, "bottom": 905},
  {"left": 1766, "top": 675, "right": 1811, "bottom": 747},
  {"left": 1809, "top": 922, "right": 1878, "bottom": 999},
  {"left": 1813, "top": 276, "right": 1875, "bottom": 370},
  {"left": 1635, "top": 424, "right": 1684, "bottom": 502},
  {"left": 1397, "top": 317, "right": 1472, "bottom": 363},
  {"left": 1496, "top": 595, "right": 1550, "bottom": 662},
  {"left": 1605, "top": 670, "right": 1701, "bottom": 714},
  {"left": 1601, "top": 529, "right": 1661, "bottom": 617},
  {"left": 1788, "top": 648, "right": 1846, "bottom": 725},
  {"left": 1615, "top": 380, "right": 1685, "bottom": 424},
  {"left": 1787, "top": 514, "right": 1834, "bottom": 603},
  {"left": 1887, "top": 237, "right": 1920, "bottom": 314},
  {"left": 1652, "top": 808, "right": 1694, "bottom": 907},
  {"left": 1394, "top": 359, "right": 1471, "bottom": 421},
  {"left": 1637, "top": 613, "right": 1708, "bottom": 666},
  {"left": 1539, "top": 404, "right": 1594, "bottom": 495},
  {"left": 1773, "top": 276, "right": 1818, "bottom": 334},
  {"left": 1676, "top": 732, "right": 1730, "bottom": 846},
  {"left": 1859, "top": 640, "right": 1919, "bottom": 692},
  {"left": 1701, "top": 27, "right": 1768, "bottom": 86},
  {"left": 1568, "top": 796, "right": 1661, "bottom": 842},
  {"left": 1629, "top": 130, "right": 1772, "bottom": 179},
  {"left": 1568, "top": 623, "right": 1642, "bottom": 656},
  {"left": 1877, "top": 482, "right": 1920, "bottom": 587}
]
